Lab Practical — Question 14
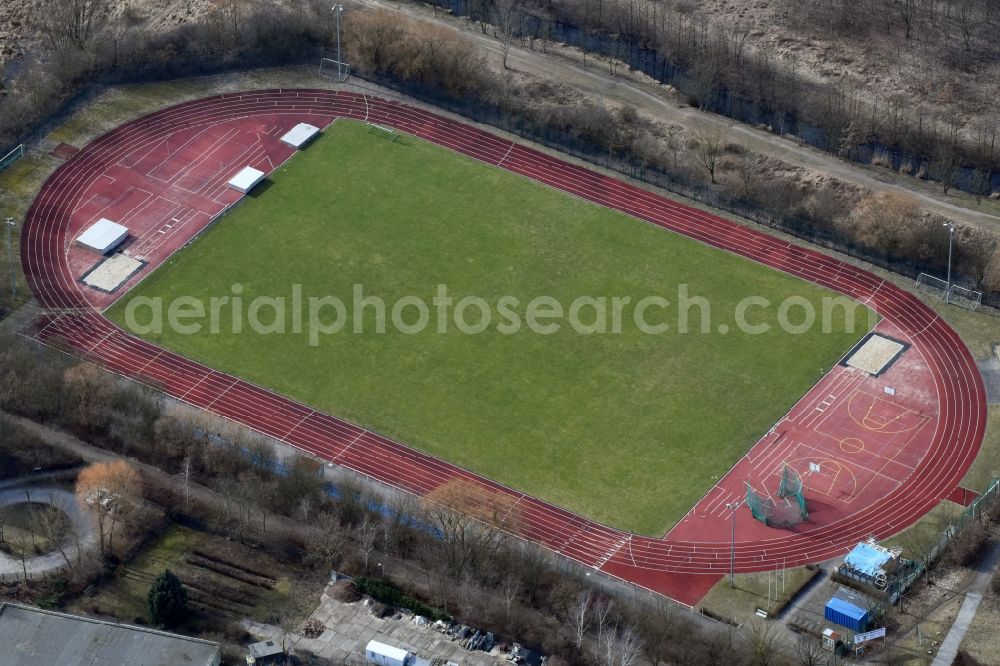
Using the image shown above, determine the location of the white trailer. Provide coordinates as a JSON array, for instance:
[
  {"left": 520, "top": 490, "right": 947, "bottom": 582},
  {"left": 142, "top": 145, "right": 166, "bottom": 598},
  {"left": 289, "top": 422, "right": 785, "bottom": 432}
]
[{"left": 365, "top": 640, "right": 412, "bottom": 666}]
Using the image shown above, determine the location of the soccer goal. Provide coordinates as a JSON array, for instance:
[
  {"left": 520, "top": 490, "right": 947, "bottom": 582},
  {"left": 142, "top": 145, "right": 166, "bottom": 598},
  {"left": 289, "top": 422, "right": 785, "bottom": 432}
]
[
  {"left": 367, "top": 123, "right": 400, "bottom": 143},
  {"left": 0, "top": 144, "right": 24, "bottom": 173},
  {"left": 915, "top": 272, "right": 949, "bottom": 299},
  {"left": 950, "top": 285, "right": 983, "bottom": 310},
  {"left": 916, "top": 272, "right": 982, "bottom": 310},
  {"left": 319, "top": 58, "right": 351, "bottom": 82}
]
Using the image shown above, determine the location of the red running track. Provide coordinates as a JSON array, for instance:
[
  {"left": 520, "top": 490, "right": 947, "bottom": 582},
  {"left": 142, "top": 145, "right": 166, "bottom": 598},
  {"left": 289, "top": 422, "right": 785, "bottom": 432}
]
[{"left": 20, "top": 90, "right": 987, "bottom": 606}]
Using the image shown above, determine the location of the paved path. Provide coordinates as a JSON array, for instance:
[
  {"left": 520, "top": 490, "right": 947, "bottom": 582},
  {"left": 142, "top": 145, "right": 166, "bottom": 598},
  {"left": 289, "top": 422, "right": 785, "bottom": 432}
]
[
  {"left": 0, "top": 486, "right": 97, "bottom": 578},
  {"left": 0, "top": 467, "right": 82, "bottom": 491},
  {"left": 931, "top": 537, "right": 1000, "bottom": 665}
]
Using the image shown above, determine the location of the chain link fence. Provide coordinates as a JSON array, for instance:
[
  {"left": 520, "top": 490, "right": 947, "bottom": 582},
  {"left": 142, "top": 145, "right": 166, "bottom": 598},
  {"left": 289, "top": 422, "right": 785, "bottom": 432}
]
[{"left": 885, "top": 478, "right": 1000, "bottom": 603}]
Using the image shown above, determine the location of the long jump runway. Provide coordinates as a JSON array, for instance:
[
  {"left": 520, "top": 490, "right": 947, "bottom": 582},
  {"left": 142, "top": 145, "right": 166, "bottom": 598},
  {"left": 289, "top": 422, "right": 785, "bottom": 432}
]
[{"left": 19, "top": 90, "right": 986, "bottom": 606}]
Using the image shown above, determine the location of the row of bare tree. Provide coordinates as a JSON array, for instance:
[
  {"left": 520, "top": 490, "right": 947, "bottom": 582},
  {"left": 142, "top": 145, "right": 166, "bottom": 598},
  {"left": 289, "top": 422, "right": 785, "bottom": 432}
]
[
  {"left": 0, "top": 0, "right": 335, "bottom": 151},
  {"left": 446, "top": 0, "right": 1000, "bottom": 180}
]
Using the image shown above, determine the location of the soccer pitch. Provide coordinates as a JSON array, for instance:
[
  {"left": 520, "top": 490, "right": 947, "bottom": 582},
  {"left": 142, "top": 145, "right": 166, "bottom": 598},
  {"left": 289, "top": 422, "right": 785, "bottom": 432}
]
[{"left": 106, "top": 120, "right": 872, "bottom": 535}]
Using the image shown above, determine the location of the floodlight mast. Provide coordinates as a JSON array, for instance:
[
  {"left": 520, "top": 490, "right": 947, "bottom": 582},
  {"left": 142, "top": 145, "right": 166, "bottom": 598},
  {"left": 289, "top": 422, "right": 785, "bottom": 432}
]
[
  {"left": 943, "top": 222, "right": 955, "bottom": 304},
  {"left": 726, "top": 500, "right": 742, "bottom": 588},
  {"left": 332, "top": 5, "right": 344, "bottom": 81},
  {"left": 4, "top": 217, "right": 15, "bottom": 301}
]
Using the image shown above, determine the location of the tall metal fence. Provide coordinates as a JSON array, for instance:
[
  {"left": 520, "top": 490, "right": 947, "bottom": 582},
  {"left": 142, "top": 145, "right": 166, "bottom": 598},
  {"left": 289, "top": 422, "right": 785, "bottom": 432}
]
[
  {"left": 0, "top": 144, "right": 24, "bottom": 173},
  {"left": 885, "top": 478, "right": 1000, "bottom": 603}
]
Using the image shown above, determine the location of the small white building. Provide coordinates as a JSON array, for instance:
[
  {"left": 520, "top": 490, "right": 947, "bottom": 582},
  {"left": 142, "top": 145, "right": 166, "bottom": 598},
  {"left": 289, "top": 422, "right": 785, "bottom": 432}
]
[
  {"left": 365, "top": 639, "right": 412, "bottom": 666},
  {"left": 76, "top": 218, "right": 128, "bottom": 255},
  {"left": 280, "top": 123, "right": 321, "bottom": 149},
  {"left": 228, "top": 166, "right": 266, "bottom": 194}
]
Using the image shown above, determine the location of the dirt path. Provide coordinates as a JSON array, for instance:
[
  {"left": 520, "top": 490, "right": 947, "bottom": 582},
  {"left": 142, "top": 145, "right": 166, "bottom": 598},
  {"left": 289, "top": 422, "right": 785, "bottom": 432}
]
[
  {"left": 931, "top": 539, "right": 1000, "bottom": 665},
  {"left": 360, "top": 0, "right": 1000, "bottom": 232}
]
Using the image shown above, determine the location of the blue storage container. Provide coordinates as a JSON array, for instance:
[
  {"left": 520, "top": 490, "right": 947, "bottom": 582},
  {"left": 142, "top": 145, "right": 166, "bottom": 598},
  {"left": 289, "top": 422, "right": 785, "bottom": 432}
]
[{"left": 824, "top": 597, "right": 869, "bottom": 632}]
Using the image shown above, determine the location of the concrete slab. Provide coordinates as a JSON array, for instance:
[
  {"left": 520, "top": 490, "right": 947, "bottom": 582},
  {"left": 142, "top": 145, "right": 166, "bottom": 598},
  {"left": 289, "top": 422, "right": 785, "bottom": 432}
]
[{"left": 976, "top": 357, "right": 1000, "bottom": 405}]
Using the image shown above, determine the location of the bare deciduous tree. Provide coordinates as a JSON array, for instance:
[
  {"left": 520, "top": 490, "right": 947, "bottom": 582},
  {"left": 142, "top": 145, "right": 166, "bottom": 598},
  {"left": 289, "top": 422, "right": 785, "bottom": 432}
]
[
  {"left": 34, "top": 0, "right": 110, "bottom": 51},
  {"left": 618, "top": 622, "right": 645, "bottom": 666},
  {"left": 737, "top": 145, "right": 761, "bottom": 196},
  {"left": 421, "top": 478, "right": 521, "bottom": 581},
  {"left": 39, "top": 494, "right": 74, "bottom": 572},
  {"left": 500, "top": 573, "right": 521, "bottom": 630},
  {"left": 851, "top": 192, "right": 921, "bottom": 255},
  {"left": 985, "top": 247, "right": 1000, "bottom": 295},
  {"left": 692, "top": 130, "right": 724, "bottom": 184},
  {"left": 62, "top": 363, "right": 116, "bottom": 433},
  {"left": 795, "top": 635, "right": 826, "bottom": 666},
  {"left": 570, "top": 589, "right": 592, "bottom": 648},
  {"left": 743, "top": 619, "right": 784, "bottom": 666},
  {"left": 304, "top": 513, "right": 347, "bottom": 570},
  {"left": 494, "top": 0, "right": 522, "bottom": 70},
  {"left": 179, "top": 456, "right": 192, "bottom": 512},
  {"left": 970, "top": 168, "right": 991, "bottom": 205},
  {"left": 9, "top": 528, "right": 32, "bottom": 580},
  {"left": 358, "top": 516, "right": 380, "bottom": 574},
  {"left": 931, "top": 120, "right": 962, "bottom": 194},
  {"left": 889, "top": 0, "right": 921, "bottom": 39},
  {"left": 75, "top": 460, "right": 142, "bottom": 559}
]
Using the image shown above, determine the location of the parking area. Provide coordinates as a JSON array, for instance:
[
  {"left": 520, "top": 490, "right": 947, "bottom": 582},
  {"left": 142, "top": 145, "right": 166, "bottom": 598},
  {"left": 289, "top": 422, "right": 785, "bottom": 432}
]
[{"left": 243, "top": 584, "right": 509, "bottom": 665}]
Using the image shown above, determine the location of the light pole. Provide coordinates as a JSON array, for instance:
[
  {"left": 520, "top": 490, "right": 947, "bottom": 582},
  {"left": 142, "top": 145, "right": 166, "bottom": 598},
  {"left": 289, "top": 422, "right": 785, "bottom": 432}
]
[
  {"left": 726, "top": 500, "right": 742, "bottom": 588},
  {"left": 4, "top": 218, "right": 15, "bottom": 302},
  {"left": 332, "top": 5, "right": 344, "bottom": 81},
  {"left": 944, "top": 222, "right": 955, "bottom": 304}
]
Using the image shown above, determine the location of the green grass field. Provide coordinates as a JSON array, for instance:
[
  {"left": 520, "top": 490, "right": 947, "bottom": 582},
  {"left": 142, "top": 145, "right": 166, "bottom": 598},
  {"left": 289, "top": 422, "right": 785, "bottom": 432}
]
[{"left": 107, "top": 120, "right": 872, "bottom": 535}]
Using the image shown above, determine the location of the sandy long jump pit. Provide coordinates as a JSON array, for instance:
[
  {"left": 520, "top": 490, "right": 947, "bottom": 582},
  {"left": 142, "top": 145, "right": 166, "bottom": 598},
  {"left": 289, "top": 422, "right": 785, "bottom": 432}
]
[
  {"left": 844, "top": 333, "right": 907, "bottom": 376},
  {"left": 81, "top": 253, "right": 144, "bottom": 293}
]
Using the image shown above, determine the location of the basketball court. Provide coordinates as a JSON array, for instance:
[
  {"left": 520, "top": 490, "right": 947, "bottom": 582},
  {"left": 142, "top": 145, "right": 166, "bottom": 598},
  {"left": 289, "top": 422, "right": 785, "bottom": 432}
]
[{"left": 668, "top": 320, "right": 939, "bottom": 544}]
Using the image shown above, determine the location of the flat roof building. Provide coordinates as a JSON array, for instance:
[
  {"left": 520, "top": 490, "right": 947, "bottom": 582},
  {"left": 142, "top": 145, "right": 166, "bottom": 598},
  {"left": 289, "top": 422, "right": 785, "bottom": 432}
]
[{"left": 0, "top": 602, "right": 222, "bottom": 666}]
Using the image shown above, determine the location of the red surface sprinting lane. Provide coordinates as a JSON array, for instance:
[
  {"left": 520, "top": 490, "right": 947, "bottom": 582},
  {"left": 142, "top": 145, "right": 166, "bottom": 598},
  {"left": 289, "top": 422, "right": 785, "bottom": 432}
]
[{"left": 20, "top": 90, "right": 986, "bottom": 606}]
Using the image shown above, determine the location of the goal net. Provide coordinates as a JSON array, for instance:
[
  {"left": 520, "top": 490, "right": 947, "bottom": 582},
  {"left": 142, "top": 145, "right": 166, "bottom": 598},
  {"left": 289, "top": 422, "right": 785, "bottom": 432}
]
[
  {"left": 746, "top": 465, "right": 809, "bottom": 529},
  {"left": 319, "top": 58, "right": 351, "bottom": 82},
  {"left": 367, "top": 123, "right": 400, "bottom": 142},
  {"left": 950, "top": 285, "right": 983, "bottom": 310},
  {"left": 745, "top": 482, "right": 774, "bottom": 525},
  {"left": 916, "top": 272, "right": 982, "bottom": 310},
  {"left": 0, "top": 144, "right": 24, "bottom": 172},
  {"left": 776, "top": 464, "right": 808, "bottom": 522},
  {"left": 915, "top": 272, "right": 949, "bottom": 299}
]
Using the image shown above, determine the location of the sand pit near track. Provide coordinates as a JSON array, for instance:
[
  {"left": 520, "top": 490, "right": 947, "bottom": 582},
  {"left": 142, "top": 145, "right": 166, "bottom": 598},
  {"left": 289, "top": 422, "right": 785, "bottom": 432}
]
[
  {"left": 845, "top": 334, "right": 905, "bottom": 375},
  {"left": 82, "top": 253, "right": 144, "bottom": 293}
]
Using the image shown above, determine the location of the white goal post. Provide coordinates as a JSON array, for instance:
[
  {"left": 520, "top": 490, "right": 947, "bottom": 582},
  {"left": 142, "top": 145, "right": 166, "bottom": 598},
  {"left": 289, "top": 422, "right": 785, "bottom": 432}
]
[
  {"left": 319, "top": 58, "right": 351, "bottom": 82},
  {"left": 0, "top": 144, "right": 24, "bottom": 172},
  {"left": 916, "top": 272, "right": 982, "bottom": 310},
  {"left": 950, "top": 285, "right": 983, "bottom": 310},
  {"left": 366, "top": 123, "right": 400, "bottom": 142},
  {"left": 915, "top": 272, "right": 949, "bottom": 297}
]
